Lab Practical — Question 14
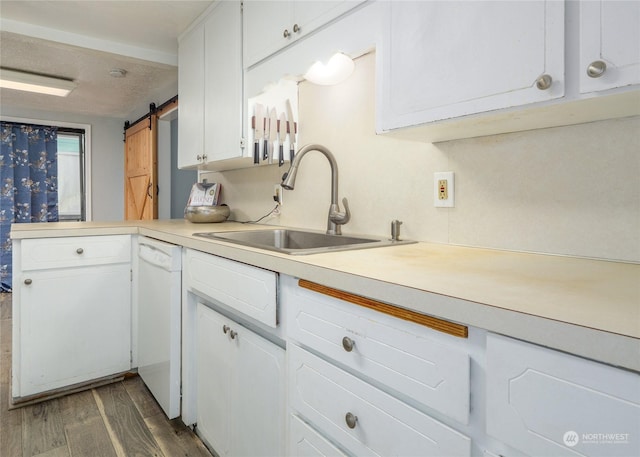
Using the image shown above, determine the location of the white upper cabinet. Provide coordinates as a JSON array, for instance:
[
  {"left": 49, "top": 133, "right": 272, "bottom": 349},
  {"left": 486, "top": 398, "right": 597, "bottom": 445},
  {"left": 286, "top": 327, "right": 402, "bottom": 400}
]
[
  {"left": 579, "top": 0, "right": 640, "bottom": 93},
  {"left": 204, "top": 0, "right": 244, "bottom": 163},
  {"left": 178, "top": 1, "right": 244, "bottom": 170},
  {"left": 379, "top": 0, "right": 564, "bottom": 132},
  {"left": 243, "top": 0, "right": 365, "bottom": 68},
  {"left": 377, "top": 0, "right": 640, "bottom": 142},
  {"left": 178, "top": 24, "right": 205, "bottom": 169}
]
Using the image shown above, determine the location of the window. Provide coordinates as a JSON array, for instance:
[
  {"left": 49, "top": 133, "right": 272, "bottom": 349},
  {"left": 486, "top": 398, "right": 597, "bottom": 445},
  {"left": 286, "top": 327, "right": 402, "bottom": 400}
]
[{"left": 57, "top": 128, "right": 86, "bottom": 221}]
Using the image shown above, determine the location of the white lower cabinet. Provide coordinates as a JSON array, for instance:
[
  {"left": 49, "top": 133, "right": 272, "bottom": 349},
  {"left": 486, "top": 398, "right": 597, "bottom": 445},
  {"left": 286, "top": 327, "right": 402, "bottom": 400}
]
[
  {"left": 283, "top": 275, "right": 473, "bottom": 456},
  {"left": 196, "top": 303, "right": 285, "bottom": 457},
  {"left": 286, "top": 279, "right": 470, "bottom": 424},
  {"left": 486, "top": 333, "right": 640, "bottom": 457},
  {"left": 14, "top": 235, "right": 132, "bottom": 398},
  {"left": 288, "top": 344, "right": 471, "bottom": 456}
]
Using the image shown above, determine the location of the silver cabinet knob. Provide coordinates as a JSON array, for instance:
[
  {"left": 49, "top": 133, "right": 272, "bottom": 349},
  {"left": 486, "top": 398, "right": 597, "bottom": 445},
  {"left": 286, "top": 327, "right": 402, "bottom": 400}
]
[
  {"left": 345, "top": 412, "right": 358, "bottom": 429},
  {"left": 293, "top": 24, "right": 300, "bottom": 33},
  {"left": 24, "top": 278, "right": 32, "bottom": 285},
  {"left": 587, "top": 60, "right": 607, "bottom": 78},
  {"left": 535, "top": 74, "right": 552, "bottom": 90},
  {"left": 223, "top": 325, "right": 230, "bottom": 334},
  {"left": 76, "top": 248, "right": 84, "bottom": 254},
  {"left": 283, "top": 29, "right": 290, "bottom": 38},
  {"left": 342, "top": 336, "right": 355, "bottom": 352},
  {"left": 229, "top": 330, "right": 237, "bottom": 339}
]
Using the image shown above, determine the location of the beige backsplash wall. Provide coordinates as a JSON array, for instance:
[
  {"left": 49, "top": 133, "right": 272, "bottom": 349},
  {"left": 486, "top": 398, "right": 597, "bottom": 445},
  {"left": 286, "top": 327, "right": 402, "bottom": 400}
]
[{"left": 201, "top": 53, "right": 640, "bottom": 263}]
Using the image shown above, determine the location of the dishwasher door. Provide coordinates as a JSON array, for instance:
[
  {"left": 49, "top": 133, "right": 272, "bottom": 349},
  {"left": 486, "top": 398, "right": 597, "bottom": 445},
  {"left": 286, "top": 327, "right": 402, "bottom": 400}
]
[{"left": 138, "top": 236, "right": 182, "bottom": 419}]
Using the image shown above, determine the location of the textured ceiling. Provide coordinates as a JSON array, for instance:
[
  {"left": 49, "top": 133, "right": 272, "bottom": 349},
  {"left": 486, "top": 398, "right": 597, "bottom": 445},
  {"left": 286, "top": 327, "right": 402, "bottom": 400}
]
[{"left": 0, "top": 1, "right": 214, "bottom": 119}]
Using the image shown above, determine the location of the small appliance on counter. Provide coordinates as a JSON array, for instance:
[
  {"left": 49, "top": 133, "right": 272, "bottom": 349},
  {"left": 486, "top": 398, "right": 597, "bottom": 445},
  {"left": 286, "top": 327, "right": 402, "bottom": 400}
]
[{"left": 184, "top": 180, "right": 230, "bottom": 223}]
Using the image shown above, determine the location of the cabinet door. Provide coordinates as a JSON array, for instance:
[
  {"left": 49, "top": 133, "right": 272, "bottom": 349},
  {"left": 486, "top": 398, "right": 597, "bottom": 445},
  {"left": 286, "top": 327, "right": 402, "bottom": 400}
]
[
  {"left": 291, "top": 1, "right": 365, "bottom": 46},
  {"left": 487, "top": 333, "right": 640, "bottom": 457},
  {"left": 204, "top": 0, "right": 245, "bottom": 162},
  {"left": 233, "top": 317, "right": 286, "bottom": 457},
  {"left": 197, "top": 303, "right": 285, "bottom": 457},
  {"left": 20, "top": 265, "right": 131, "bottom": 396},
  {"left": 243, "top": 0, "right": 365, "bottom": 68},
  {"left": 178, "top": 23, "right": 205, "bottom": 169},
  {"left": 380, "top": 0, "right": 564, "bottom": 131},
  {"left": 579, "top": 0, "right": 640, "bottom": 93},
  {"left": 196, "top": 304, "right": 232, "bottom": 456},
  {"left": 243, "top": 0, "right": 291, "bottom": 68}
]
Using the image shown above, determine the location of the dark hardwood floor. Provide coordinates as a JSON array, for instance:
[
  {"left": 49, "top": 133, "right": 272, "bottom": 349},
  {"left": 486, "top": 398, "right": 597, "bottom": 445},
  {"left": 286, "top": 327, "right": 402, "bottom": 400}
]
[{"left": 0, "top": 292, "right": 213, "bottom": 457}]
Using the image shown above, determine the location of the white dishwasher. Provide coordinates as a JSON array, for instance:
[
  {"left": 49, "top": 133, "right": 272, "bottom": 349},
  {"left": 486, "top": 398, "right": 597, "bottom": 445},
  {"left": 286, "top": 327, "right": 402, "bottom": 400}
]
[{"left": 137, "top": 236, "right": 182, "bottom": 419}]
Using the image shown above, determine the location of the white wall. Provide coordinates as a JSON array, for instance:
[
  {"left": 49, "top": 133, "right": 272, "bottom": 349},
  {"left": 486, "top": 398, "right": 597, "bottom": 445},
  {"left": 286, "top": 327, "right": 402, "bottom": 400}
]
[
  {"left": 1, "top": 106, "right": 125, "bottom": 221},
  {"left": 202, "top": 53, "right": 640, "bottom": 263}
]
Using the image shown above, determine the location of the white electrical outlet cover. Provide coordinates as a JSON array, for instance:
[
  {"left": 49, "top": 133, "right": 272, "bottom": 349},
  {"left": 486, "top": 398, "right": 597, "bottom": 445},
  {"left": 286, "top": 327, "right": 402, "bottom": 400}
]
[{"left": 434, "top": 172, "right": 455, "bottom": 208}]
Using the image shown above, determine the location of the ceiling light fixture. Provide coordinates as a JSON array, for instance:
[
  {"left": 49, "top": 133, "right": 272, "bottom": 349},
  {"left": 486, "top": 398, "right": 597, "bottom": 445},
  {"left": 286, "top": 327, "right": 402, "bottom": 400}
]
[
  {"left": 304, "top": 53, "right": 355, "bottom": 86},
  {"left": 0, "top": 68, "right": 76, "bottom": 97}
]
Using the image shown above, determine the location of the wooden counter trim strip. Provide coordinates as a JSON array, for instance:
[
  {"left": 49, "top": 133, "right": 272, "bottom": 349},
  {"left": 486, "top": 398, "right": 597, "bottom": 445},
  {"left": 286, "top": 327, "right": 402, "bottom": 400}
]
[{"left": 298, "top": 279, "right": 469, "bottom": 339}]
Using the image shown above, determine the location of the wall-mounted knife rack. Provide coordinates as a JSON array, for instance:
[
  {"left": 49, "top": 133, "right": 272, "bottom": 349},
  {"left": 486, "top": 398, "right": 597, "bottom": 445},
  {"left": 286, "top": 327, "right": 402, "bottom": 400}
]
[{"left": 251, "top": 116, "right": 297, "bottom": 134}]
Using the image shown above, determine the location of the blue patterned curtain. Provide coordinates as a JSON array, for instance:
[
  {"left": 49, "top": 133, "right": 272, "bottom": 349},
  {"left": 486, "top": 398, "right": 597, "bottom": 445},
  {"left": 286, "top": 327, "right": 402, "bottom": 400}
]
[{"left": 0, "top": 122, "right": 58, "bottom": 291}]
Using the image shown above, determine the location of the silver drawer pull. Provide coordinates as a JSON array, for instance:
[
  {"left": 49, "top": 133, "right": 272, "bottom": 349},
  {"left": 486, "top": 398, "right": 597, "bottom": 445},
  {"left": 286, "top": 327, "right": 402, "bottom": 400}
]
[
  {"left": 76, "top": 248, "right": 84, "bottom": 254},
  {"left": 229, "top": 330, "right": 237, "bottom": 339},
  {"left": 24, "top": 278, "right": 32, "bottom": 285},
  {"left": 223, "top": 325, "right": 230, "bottom": 334},
  {"left": 342, "top": 336, "right": 355, "bottom": 352},
  {"left": 587, "top": 60, "right": 607, "bottom": 78},
  {"left": 535, "top": 74, "right": 552, "bottom": 90},
  {"left": 345, "top": 412, "right": 358, "bottom": 429}
]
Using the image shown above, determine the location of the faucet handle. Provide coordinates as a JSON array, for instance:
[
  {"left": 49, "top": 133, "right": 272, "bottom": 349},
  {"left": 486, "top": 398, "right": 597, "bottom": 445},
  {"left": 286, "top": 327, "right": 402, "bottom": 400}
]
[
  {"left": 331, "top": 197, "right": 351, "bottom": 225},
  {"left": 341, "top": 197, "right": 351, "bottom": 224}
]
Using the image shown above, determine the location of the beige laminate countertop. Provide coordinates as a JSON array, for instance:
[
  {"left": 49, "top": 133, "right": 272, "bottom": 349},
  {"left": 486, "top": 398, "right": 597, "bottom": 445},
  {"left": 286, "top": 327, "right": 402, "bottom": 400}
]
[{"left": 11, "top": 219, "right": 640, "bottom": 371}]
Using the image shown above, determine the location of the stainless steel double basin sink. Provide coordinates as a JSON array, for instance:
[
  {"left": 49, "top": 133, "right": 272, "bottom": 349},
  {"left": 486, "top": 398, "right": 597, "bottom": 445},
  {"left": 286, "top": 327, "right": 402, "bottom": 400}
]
[{"left": 193, "top": 229, "right": 414, "bottom": 255}]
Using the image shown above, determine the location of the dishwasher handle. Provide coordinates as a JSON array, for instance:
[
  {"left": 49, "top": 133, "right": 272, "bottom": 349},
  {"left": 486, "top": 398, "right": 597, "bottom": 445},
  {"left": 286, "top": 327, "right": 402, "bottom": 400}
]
[{"left": 139, "top": 244, "right": 181, "bottom": 272}]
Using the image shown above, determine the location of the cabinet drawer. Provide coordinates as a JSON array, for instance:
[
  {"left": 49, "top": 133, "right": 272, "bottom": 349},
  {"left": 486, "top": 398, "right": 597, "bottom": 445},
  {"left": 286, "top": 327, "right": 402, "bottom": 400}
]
[
  {"left": 289, "top": 344, "right": 471, "bottom": 457},
  {"left": 286, "top": 282, "right": 470, "bottom": 423},
  {"left": 185, "top": 249, "right": 278, "bottom": 327},
  {"left": 289, "top": 414, "right": 348, "bottom": 457},
  {"left": 21, "top": 235, "right": 131, "bottom": 271},
  {"left": 487, "top": 333, "right": 640, "bottom": 456}
]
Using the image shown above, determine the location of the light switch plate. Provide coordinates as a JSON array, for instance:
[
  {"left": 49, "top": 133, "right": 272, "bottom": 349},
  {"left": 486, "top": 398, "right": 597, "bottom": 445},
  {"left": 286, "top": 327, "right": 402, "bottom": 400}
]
[{"left": 434, "top": 172, "right": 455, "bottom": 207}]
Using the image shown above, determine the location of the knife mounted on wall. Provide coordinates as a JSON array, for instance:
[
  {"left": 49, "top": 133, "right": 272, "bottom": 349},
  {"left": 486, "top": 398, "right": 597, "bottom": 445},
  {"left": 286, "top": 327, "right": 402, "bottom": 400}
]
[
  {"left": 253, "top": 103, "right": 264, "bottom": 164},
  {"left": 269, "top": 108, "right": 278, "bottom": 165},
  {"left": 286, "top": 99, "right": 296, "bottom": 162},
  {"left": 278, "top": 113, "right": 287, "bottom": 166},
  {"left": 263, "top": 107, "right": 270, "bottom": 161}
]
